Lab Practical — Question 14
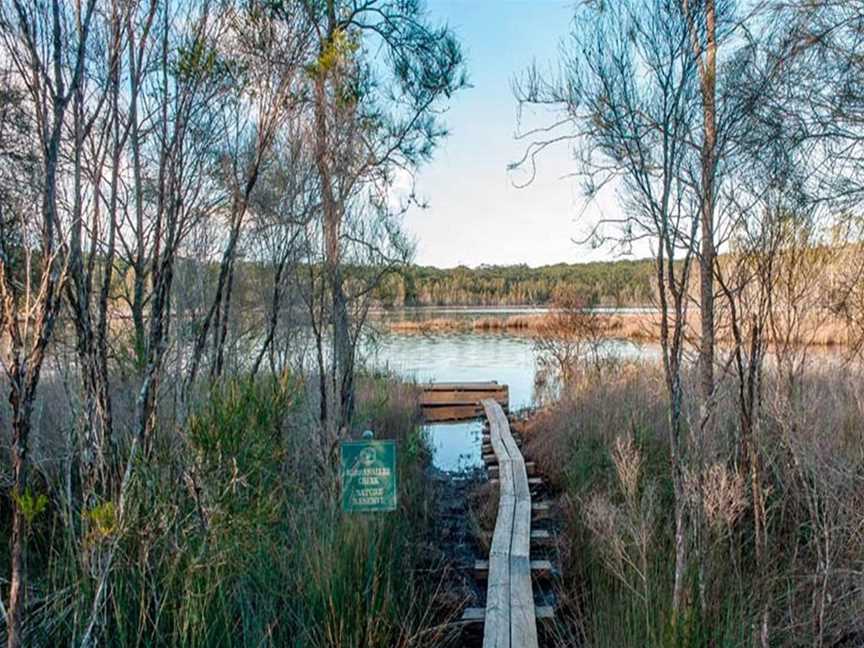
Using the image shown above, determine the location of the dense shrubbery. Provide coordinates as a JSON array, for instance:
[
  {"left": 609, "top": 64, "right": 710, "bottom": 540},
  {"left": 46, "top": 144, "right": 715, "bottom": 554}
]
[
  {"left": 0, "top": 374, "right": 455, "bottom": 647},
  {"left": 523, "top": 362, "right": 864, "bottom": 647}
]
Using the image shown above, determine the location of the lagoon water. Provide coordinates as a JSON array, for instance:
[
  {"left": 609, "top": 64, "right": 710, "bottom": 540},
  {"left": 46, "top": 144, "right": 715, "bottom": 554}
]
[
  {"left": 368, "top": 331, "right": 538, "bottom": 472},
  {"left": 365, "top": 308, "right": 651, "bottom": 472}
]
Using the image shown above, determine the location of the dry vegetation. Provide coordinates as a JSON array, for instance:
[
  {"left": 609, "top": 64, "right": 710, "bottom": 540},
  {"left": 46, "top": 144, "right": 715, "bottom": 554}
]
[
  {"left": 384, "top": 308, "right": 858, "bottom": 347},
  {"left": 519, "top": 361, "right": 864, "bottom": 647}
]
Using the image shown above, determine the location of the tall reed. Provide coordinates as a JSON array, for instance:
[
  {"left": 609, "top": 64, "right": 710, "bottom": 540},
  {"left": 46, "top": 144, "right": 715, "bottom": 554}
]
[{"left": 1, "top": 373, "right": 456, "bottom": 647}]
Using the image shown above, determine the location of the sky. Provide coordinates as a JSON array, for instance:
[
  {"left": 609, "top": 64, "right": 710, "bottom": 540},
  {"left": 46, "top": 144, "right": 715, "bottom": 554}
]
[{"left": 402, "top": 1, "right": 624, "bottom": 269}]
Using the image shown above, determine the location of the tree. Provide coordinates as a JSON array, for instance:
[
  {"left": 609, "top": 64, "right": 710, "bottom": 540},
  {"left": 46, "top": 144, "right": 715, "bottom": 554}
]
[
  {"left": 292, "top": 0, "right": 465, "bottom": 439},
  {"left": 127, "top": 0, "right": 235, "bottom": 451},
  {"left": 0, "top": 1, "right": 98, "bottom": 645},
  {"left": 184, "top": 1, "right": 314, "bottom": 388},
  {"left": 513, "top": 0, "right": 702, "bottom": 616}
]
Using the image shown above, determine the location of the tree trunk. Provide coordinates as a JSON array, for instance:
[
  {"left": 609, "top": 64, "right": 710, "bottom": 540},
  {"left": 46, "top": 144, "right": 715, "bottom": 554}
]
[
  {"left": 312, "top": 44, "right": 354, "bottom": 436},
  {"left": 698, "top": 0, "right": 717, "bottom": 417},
  {"left": 7, "top": 395, "right": 30, "bottom": 648}
]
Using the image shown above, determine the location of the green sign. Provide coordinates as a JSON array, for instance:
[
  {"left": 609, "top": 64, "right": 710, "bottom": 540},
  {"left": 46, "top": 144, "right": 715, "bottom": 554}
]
[{"left": 341, "top": 440, "right": 397, "bottom": 513}]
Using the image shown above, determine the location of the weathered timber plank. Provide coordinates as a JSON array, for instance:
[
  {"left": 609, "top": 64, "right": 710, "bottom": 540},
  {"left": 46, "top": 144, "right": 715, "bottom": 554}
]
[
  {"left": 420, "top": 389, "right": 508, "bottom": 406},
  {"left": 531, "top": 502, "right": 551, "bottom": 519},
  {"left": 460, "top": 605, "right": 554, "bottom": 624},
  {"left": 484, "top": 534, "right": 511, "bottom": 648},
  {"left": 488, "top": 462, "right": 536, "bottom": 480},
  {"left": 511, "top": 498, "right": 532, "bottom": 559},
  {"left": 481, "top": 399, "right": 539, "bottom": 648},
  {"left": 489, "top": 476, "right": 542, "bottom": 487},
  {"left": 510, "top": 554, "right": 539, "bottom": 647},
  {"left": 530, "top": 529, "right": 554, "bottom": 547},
  {"left": 424, "top": 381, "right": 501, "bottom": 391},
  {"left": 421, "top": 404, "right": 482, "bottom": 422},
  {"left": 474, "top": 559, "right": 554, "bottom": 579}
]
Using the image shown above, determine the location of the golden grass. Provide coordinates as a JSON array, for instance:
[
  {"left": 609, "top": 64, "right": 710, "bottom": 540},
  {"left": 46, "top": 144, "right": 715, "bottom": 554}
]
[
  {"left": 384, "top": 309, "right": 858, "bottom": 348},
  {"left": 385, "top": 314, "right": 543, "bottom": 333}
]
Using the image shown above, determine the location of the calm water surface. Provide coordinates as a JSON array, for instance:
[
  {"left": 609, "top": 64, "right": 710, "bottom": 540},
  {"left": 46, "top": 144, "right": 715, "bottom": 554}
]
[
  {"left": 369, "top": 332, "right": 538, "bottom": 472},
  {"left": 367, "top": 309, "right": 849, "bottom": 471},
  {"left": 367, "top": 322, "right": 647, "bottom": 471}
]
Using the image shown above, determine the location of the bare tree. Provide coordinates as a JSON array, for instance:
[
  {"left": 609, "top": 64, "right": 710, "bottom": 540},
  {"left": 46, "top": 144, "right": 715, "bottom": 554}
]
[
  {"left": 513, "top": 0, "right": 702, "bottom": 617},
  {"left": 0, "top": 0, "right": 98, "bottom": 644}
]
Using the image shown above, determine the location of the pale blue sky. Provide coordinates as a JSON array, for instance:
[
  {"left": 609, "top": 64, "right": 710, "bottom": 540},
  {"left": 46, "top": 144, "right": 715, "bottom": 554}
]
[{"left": 405, "top": 1, "right": 622, "bottom": 268}]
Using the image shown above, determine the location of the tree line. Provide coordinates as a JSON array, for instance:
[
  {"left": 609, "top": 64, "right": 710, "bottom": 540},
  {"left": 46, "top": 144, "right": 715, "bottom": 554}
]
[{"left": 373, "top": 259, "right": 656, "bottom": 307}]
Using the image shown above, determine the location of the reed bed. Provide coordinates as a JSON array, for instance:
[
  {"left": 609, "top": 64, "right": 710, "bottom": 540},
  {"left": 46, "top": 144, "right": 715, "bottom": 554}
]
[
  {"left": 520, "top": 361, "right": 864, "bottom": 647},
  {"left": 385, "top": 314, "right": 542, "bottom": 333},
  {"left": 0, "top": 373, "right": 460, "bottom": 647},
  {"left": 385, "top": 309, "right": 859, "bottom": 348}
]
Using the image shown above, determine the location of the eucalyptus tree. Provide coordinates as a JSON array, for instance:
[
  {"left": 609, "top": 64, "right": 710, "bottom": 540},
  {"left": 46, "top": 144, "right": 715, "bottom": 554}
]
[
  {"left": 512, "top": 0, "right": 702, "bottom": 617},
  {"left": 274, "top": 0, "right": 466, "bottom": 440},
  {"left": 0, "top": 1, "right": 98, "bottom": 644}
]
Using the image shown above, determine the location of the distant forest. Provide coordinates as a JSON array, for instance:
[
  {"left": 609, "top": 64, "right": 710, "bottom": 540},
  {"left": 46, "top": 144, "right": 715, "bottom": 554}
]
[{"left": 373, "top": 259, "right": 656, "bottom": 307}]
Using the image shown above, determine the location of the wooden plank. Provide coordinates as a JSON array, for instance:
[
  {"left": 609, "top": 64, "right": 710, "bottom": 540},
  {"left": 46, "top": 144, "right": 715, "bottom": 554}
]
[
  {"left": 423, "top": 381, "right": 501, "bottom": 391},
  {"left": 474, "top": 559, "right": 553, "bottom": 579},
  {"left": 532, "top": 502, "right": 551, "bottom": 519},
  {"left": 488, "top": 462, "right": 535, "bottom": 479},
  {"left": 460, "top": 605, "right": 555, "bottom": 624},
  {"left": 421, "top": 404, "right": 482, "bottom": 422},
  {"left": 511, "top": 498, "right": 532, "bottom": 559},
  {"left": 421, "top": 389, "right": 508, "bottom": 406},
  {"left": 484, "top": 398, "right": 514, "bottom": 648},
  {"left": 490, "top": 476, "right": 541, "bottom": 487},
  {"left": 510, "top": 482, "right": 538, "bottom": 646},
  {"left": 483, "top": 435, "right": 520, "bottom": 447},
  {"left": 480, "top": 399, "right": 539, "bottom": 648},
  {"left": 462, "top": 607, "right": 486, "bottom": 623},
  {"left": 510, "top": 554, "right": 539, "bottom": 647},
  {"left": 530, "top": 529, "right": 554, "bottom": 547},
  {"left": 484, "top": 534, "right": 511, "bottom": 648}
]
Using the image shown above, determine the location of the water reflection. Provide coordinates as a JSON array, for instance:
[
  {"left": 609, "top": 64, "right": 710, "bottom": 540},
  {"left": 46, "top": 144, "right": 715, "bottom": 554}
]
[
  {"left": 366, "top": 329, "right": 661, "bottom": 471},
  {"left": 426, "top": 420, "right": 485, "bottom": 472}
]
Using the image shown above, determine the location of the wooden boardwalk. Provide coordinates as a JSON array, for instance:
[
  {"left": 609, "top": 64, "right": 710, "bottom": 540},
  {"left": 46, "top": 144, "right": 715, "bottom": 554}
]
[
  {"left": 420, "top": 382, "right": 508, "bottom": 422},
  {"left": 478, "top": 399, "right": 539, "bottom": 648}
]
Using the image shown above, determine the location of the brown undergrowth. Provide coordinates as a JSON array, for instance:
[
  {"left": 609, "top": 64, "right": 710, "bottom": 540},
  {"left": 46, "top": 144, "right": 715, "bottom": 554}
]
[
  {"left": 383, "top": 310, "right": 856, "bottom": 347},
  {"left": 515, "top": 361, "right": 864, "bottom": 647}
]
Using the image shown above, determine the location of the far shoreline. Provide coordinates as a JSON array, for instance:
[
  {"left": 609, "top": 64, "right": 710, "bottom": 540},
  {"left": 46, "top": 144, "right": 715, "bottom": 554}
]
[{"left": 373, "top": 308, "right": 855, "bottom": 348}]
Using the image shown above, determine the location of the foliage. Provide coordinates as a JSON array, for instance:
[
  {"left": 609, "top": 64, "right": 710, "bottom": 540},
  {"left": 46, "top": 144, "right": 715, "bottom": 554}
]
[
  {"left": 373, "top": 259, "right": 656, "bottom": 307},
  {"left": 11, "top": 489, "right": 48, "bottom": 527},
  {"left": 0, "top": 374, "right": 451, "bottom": 647}
]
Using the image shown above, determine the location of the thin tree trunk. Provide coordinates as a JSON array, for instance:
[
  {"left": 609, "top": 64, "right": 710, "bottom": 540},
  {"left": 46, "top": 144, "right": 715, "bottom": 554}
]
[{"left": 7, "top": 402, "right": 30, "bottom": 648}]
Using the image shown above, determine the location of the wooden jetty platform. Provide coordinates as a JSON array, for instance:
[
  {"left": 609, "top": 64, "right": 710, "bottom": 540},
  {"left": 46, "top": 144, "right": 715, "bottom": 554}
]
[
  {"left": 467, "top": 399, "right": 540, "bottom": 647},
  {"left": 421, "top": 381, "right": 508, "bottom": 422}
]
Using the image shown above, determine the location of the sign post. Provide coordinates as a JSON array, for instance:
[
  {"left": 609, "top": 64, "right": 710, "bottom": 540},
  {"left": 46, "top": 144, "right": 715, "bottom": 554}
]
[{"left": 340, "top": 434, "right": 397, "bottom": 513}]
